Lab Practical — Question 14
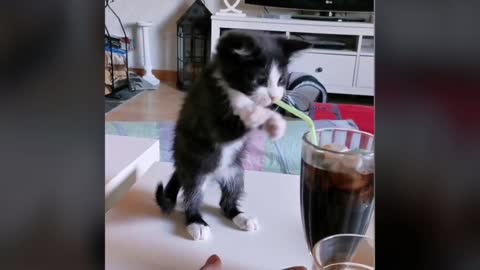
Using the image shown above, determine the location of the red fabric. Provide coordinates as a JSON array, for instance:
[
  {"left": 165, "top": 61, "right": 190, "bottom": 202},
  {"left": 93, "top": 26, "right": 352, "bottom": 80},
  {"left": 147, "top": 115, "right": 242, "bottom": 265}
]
[
  {"left": 312, "top": 103, "right": 375, "bottom": 134},
  {"left": 310, "top": 103, "right": 339, "bottom": 120}
]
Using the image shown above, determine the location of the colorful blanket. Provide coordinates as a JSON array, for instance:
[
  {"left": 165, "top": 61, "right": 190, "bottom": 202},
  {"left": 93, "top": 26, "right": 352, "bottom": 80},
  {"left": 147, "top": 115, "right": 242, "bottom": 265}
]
[{"left": 105, "top": 120, "right": 358, "bottom": 175}]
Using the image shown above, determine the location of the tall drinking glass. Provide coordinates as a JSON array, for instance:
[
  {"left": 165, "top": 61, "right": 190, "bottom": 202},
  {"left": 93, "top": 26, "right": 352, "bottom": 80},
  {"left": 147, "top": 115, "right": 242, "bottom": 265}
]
[{"left": 300, "top": 128, "right": 375, "bottom": 250}]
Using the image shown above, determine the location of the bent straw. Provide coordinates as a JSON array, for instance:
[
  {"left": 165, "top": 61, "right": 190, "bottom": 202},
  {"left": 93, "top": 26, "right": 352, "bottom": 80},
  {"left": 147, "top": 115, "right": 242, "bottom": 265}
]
[{"left": 274, "top": 100, "right": 318, "bottom": 145}]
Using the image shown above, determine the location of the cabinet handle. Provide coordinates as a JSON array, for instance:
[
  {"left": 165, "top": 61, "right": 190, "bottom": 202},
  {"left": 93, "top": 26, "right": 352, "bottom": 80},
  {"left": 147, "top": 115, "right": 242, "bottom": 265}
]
[{"left": 315, "top": 67, "right": 323, "bottom": 73}]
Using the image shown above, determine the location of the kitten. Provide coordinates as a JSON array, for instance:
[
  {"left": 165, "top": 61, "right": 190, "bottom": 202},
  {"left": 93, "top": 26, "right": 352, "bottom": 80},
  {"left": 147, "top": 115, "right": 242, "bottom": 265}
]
[{"left": 155, "top": 31, "right": 311, "bottom": 240}]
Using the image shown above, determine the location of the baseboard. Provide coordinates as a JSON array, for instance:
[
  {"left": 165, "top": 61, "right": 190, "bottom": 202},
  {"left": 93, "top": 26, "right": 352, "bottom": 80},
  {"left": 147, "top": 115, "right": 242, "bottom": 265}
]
[{"left": 131, "top": 68, "right": 177, "bottom": 83}]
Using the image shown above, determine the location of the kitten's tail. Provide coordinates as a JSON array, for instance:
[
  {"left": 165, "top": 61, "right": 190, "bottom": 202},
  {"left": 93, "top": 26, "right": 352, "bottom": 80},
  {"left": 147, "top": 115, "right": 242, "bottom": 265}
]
[{"left": 155, "top": 171, "right": 181, "bottom": 214}]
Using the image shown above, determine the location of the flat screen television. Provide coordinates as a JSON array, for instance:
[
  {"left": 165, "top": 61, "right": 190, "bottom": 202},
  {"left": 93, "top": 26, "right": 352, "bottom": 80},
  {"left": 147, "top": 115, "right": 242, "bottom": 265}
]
[{"left": 245, "top": 0, "right": 374, "bottom": 13}]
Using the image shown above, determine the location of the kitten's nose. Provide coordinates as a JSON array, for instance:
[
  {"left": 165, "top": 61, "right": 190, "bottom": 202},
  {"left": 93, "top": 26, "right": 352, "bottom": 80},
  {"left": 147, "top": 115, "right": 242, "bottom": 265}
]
[{"left": 270, "top": 95, "right": 280, "bottom": 103}]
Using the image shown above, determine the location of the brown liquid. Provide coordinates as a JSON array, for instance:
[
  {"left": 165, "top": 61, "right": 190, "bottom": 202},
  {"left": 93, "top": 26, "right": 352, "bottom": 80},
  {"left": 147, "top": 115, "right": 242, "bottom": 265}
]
[{"left": 301, "top": 159, "right": 374, "bottom": 250}]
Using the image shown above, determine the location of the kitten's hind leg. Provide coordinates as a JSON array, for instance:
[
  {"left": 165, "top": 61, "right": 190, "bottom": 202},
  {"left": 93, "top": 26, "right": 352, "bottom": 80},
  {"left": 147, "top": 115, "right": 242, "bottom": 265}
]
[
  {"left": 183, "top": 177, "right": 210, "bottom": 240},
  {"left": 155, "top": 171, "right": 181, "bottom": 214},
  {"left": 218, "top": 169, "right": 259, "bottom": 232}
]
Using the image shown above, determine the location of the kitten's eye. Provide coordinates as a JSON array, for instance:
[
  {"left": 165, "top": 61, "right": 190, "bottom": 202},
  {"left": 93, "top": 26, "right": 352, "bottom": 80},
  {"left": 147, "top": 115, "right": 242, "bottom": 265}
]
[
  {"left": 278, "top": 75, "right": 286, "bottom": 85},
  {"left": 255, "top": 76, "right": 267, "bottom": 85}
]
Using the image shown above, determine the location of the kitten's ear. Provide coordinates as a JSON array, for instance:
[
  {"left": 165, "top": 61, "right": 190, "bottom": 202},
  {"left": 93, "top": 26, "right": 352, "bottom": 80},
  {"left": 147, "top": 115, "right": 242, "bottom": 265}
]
[
  {"left": 231, "top": 37, "right": 256, "bottom": 59},
  {"left": 233, "top": 47, "right": 252, "bottom": 57},
  {"left": 278, "top": 38, "right": 312, "bottom": 58},
  {"left": 216, "top": 31, "right": 256, "bottom": 60}
]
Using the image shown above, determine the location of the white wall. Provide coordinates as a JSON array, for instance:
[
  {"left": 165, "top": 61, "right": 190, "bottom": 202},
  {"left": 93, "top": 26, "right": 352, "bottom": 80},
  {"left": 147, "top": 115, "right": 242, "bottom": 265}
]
[{"left": 105, "top": 0, "right": 286, "bottom": 70}]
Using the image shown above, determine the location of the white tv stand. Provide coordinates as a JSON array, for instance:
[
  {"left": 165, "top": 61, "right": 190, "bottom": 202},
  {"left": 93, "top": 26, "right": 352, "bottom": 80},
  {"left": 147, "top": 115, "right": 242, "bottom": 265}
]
[{"left": 211, "top": 15, "right": 374, "bottom": 96}]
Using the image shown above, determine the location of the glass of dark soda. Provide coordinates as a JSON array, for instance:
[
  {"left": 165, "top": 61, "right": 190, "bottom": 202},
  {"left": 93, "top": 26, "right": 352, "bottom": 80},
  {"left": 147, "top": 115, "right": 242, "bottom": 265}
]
[{"left": 301, "top": 128, "right": 374, "bottom": 252}]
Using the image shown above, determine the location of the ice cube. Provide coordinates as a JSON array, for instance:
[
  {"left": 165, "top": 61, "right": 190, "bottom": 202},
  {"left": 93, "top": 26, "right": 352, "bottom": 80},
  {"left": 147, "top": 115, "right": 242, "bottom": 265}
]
[
  {"left": 340, "top": 154, "right": 363, "bottom": 172},
  {"left": 321, "top": 144, "right": 374, "bottom": 175},
  {"left": 355, "top": 154, "right": 374, "bottom": 174},
  {"left": 330, "top": 166, "right": 370, "bottom": 191},
  {"left": 322, "top": 143, "right": 349, "bottom": 153},
  {"left": 321, "top": 143, "right": 349, "bottom": 172}
]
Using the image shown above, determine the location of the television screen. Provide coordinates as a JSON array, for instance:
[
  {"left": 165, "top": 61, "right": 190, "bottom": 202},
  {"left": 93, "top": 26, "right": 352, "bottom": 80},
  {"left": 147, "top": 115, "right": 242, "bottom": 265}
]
[{"left": 245, "top": 0, "right": 374, "bottom": 12}]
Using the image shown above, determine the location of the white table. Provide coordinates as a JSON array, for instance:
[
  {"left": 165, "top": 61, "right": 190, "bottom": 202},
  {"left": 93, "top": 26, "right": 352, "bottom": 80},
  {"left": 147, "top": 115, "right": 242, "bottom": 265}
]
[
  {"left": 106, "top": 162, "right": 374, "bottom": 270},
  {"left": 105, "top": 135, "right": 160, "bottom": 212}
]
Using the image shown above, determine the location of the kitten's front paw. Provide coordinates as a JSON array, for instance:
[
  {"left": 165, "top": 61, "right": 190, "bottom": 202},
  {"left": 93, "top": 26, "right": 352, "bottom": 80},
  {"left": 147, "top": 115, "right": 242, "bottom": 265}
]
[
  {"left": 186, "top": 223, "right": 211, "bottom": 241},
  {"left": 233, "top": 213, "right": 259, "bottom": 231},
  {"left": 240, "top": 105, "right": 272, "bottom": 129},
  {"left": 264, "top": 113, "right": 287, "bottom": 141}
]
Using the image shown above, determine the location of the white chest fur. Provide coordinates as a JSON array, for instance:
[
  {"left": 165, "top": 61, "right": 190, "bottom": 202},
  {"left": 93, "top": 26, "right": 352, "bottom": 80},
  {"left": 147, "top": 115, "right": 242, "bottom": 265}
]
[
  {"left": 219, "top": 138, "right": 245, "bottom": 168},
  {"left": 211, "top": 138, "right": 245, "bottom": 181}
]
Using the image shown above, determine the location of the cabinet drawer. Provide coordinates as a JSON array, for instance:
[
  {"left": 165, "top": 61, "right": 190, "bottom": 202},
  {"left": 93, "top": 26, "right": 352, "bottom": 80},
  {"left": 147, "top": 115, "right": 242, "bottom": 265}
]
[
  {"left": 356, "top": 56, "right": 374, "bottom": 88},
  {"left": 288, "top": 53, "right": 356, "bottom": 87}
]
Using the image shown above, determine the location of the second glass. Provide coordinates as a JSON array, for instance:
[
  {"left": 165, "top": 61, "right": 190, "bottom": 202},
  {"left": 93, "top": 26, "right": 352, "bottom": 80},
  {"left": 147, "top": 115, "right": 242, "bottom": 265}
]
[{"left": 313, "top": 234, "right": 375, "bottom": 270}]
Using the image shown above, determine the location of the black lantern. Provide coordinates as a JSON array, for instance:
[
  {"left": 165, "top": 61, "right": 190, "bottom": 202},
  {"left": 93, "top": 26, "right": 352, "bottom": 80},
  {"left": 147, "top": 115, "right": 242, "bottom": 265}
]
[{"left": 177, "top": 0, "right": 212, "bottom": 91}]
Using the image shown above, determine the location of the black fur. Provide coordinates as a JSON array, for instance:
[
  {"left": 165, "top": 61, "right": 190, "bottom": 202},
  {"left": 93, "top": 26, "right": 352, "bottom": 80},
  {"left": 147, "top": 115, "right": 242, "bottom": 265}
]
[
  {"left": 155, "top": 31, "right": 311, "bottom": 232},
  {"left": 215, "top": 31, "right": 312, "bottom": 97}
]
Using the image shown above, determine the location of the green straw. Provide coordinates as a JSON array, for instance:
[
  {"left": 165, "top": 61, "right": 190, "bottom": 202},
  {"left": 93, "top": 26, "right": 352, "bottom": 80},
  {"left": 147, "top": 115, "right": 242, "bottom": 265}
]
[{"left": 274, "top": 100, "right": 318, "bottom": 145}]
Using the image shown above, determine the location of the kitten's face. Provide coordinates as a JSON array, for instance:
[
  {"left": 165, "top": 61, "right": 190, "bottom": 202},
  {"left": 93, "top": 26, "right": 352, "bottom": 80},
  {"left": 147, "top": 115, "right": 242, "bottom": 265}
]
[{"left": 215, "top": 31, "right": 311, "bottom": 107}]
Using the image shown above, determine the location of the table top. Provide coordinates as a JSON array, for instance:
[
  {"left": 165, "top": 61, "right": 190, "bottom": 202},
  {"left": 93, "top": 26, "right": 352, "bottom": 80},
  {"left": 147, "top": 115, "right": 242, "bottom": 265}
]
[
  {"left": 106, "top": 162, "right": 374, "bottom": 270},
  {"left": 105, "top": 135, "right": 159, "bottom": 212},
  {"left": 105, "top": 135, "right": 159, "bottom": 185},
  {"left": 106, "top": 162, "right": 312, "bottom": 270}
]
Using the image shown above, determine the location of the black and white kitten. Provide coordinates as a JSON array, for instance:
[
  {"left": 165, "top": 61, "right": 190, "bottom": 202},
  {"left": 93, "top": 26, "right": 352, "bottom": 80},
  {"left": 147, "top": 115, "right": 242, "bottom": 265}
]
[{"left": 155, "top": 31, "right": 311, "bottom": 240}]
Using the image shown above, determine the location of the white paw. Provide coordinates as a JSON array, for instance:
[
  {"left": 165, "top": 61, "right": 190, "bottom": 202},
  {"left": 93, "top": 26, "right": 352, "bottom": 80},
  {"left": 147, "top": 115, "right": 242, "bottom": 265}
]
[
  {"left": 264, "top": 113, "right": 286, "bottom": 141},
  {"left": 233, "top": 214, "right": 259, "bottom": 231},
  {"left": 240, "top": 106, "right": 272, "bottom": 129},
  {"left": 186, "top": 223, "right": 211, "bottom": 241}
]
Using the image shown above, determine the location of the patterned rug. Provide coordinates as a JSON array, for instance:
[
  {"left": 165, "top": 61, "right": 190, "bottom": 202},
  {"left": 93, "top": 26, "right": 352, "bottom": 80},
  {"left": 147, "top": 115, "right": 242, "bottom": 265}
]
[
  {"left": 105, "top": 73, "right": 157, "bottom": 113},
  {"left": 105, "top": 88, "right": 144, "bottom": 113},
  {"left": 105, "top": 119, "right": 358, "bottom": 175}
]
